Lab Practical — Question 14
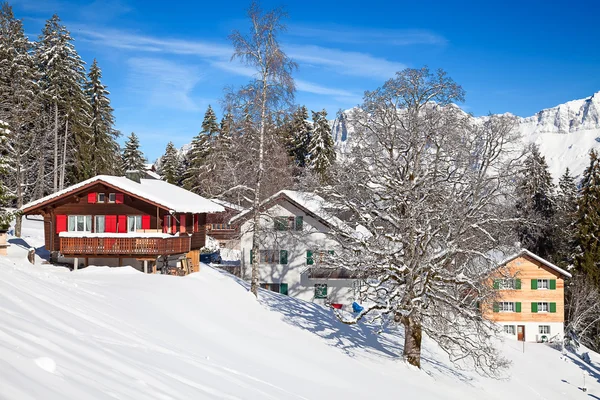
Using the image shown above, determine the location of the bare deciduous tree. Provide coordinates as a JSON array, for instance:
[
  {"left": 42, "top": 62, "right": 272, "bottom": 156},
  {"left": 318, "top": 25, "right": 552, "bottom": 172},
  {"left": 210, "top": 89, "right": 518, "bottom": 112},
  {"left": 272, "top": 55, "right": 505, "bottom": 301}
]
[
  {"left": 228, "top": 1, "right": 297, "bottom": 296},
  {"left": 321, "top": 67, "right": 523, "bottom": 375},
  {"left": 566, "top": 274, "right": 600, "bottom": 349}
]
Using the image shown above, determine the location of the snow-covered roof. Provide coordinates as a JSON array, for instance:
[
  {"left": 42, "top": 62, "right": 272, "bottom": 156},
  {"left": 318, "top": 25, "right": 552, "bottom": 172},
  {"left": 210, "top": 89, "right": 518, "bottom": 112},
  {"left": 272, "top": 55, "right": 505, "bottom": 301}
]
[
  {"left": 230, "top": 190, "right": 344, "bottom": 229},
  {"left": 21, "top": 175, "right": 225, "bottom": 214},
  {"left": 210, "top": 198, "right": 246, "bottom": 212},
  {"left": 497, "top": 249, "right": 572, "bottom": 278}
]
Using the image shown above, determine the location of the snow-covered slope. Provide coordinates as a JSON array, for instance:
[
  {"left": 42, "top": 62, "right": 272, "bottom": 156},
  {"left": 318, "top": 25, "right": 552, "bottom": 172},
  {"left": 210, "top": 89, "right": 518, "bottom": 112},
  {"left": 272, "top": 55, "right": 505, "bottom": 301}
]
[
  {"left": 2, "top": 219, "right": 600, "bottom": 399},
  {"left": 333, "top": 91, "right": 600, "bottom": 180}
]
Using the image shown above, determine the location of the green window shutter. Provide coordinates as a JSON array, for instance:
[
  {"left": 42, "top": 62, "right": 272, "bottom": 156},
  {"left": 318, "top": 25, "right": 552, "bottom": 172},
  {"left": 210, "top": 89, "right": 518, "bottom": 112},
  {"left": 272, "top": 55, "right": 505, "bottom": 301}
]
[
  {"left": 279, "top": 250, "right": 288, "bottom": 265},
  {"left": 307, "top": 250, "right": 314, "bottom": 265},
  {"left": 531, "top": 279, "right": 538, "bottom": 290},
  {"left": 295, "top": 216, "right": 303, "bottom": 231},
  {"left": 280, "top": 283, "right": 288, "bottom": 296},
  {"left": 328, "top": 250, "right": 335, "bottom": 255},
  {"left": 492, "top": 302, "right": 499, "bottom": 313},
  {"left": 531, "top": 302, "right": 538, "bottom": 313},
  {"left": 550, "top": 302, "right": 556, "bottom": 313},
  {"left": 493, "top": 279, "right": 500, "bottom": 290},
  {"left": 515, "top": 279, "right": 521, "bottom": 289},
  {"left": 515, "top": 302, "right": 521, "bottom": 313},
  {"left": 550, "top": 279, "right": 556, "bottom": 290},
  {"left": 315, "top": 284, "right": 327, "bottom": 299}
]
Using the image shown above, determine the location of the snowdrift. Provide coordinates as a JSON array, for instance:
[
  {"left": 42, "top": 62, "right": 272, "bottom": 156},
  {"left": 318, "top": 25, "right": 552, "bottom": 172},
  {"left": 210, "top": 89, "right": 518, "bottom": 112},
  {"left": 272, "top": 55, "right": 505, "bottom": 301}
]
[{"left": 1, "top": 219, "right": 600, "bottom": 399}]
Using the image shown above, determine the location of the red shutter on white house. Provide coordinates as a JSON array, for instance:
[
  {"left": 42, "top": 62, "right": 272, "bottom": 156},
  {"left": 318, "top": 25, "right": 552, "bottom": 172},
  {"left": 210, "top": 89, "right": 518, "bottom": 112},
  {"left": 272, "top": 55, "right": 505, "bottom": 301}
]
[{"left": 87, "top": 193, "right": 97, "bottom": 203}]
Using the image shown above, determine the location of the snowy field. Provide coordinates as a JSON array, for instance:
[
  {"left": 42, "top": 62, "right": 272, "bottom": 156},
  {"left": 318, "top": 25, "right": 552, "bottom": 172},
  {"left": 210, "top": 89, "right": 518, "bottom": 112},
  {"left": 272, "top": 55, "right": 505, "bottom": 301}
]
[{"left": 1, "top": 218, "right": 600, "bottom": 399}]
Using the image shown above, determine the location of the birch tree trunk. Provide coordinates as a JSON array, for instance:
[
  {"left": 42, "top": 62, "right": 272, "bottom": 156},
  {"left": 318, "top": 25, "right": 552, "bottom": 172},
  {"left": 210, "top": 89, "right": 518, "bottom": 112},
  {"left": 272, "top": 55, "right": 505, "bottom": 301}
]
[
  {"left": 60, "top": 118, "right": 68, "bottom": 190},
  {"left": 401, "top": 315, "right": 422, "bottom": 368},
  {"left": 14, "top": 164, "right": 23, "bottom": 238}
]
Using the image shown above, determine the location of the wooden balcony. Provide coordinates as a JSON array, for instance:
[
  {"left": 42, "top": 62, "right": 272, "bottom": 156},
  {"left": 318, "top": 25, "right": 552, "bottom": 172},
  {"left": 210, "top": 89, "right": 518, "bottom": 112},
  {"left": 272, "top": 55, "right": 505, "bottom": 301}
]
[{"left": 59, "top": 235, "right": 191, "bottom": 257}]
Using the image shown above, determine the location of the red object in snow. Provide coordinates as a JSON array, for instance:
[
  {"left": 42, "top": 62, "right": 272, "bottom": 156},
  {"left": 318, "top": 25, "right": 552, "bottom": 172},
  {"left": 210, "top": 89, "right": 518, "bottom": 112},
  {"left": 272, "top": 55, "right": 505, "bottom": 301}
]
[{"left": 331, "top": 303, "right": 343, "bottom": 309}]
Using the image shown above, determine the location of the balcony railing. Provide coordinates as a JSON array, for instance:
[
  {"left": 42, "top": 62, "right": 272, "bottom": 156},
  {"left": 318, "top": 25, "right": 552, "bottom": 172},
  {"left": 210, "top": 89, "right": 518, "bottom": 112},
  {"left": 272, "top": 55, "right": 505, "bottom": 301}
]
[{"left": 59, "top": 235, "right": 191, "bottom": 256}]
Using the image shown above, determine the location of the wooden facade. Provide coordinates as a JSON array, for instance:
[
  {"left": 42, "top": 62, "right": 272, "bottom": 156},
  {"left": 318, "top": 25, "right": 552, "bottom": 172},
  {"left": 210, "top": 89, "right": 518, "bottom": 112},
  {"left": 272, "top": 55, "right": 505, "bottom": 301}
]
[
  {"left": 24, "top": 180, "right": 210, "bottom": 261},
  {"left": 484, "top": 254, "right": 568, "bottom": 324},
  {"left": 206, "top": 205, "right": 240, "bottom": 243}
]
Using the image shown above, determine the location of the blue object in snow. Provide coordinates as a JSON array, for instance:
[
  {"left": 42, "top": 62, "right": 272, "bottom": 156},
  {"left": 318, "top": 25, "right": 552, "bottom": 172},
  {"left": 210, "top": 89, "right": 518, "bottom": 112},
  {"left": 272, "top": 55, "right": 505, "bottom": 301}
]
[{"left": 352, "top": 302, "right": 364, "bottom": 313}]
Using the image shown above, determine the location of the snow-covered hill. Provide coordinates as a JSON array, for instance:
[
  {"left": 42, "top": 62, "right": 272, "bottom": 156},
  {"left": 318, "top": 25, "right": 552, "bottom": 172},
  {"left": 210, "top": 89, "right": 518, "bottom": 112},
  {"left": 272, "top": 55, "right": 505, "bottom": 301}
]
[
  {"left": 333, "top": 91, "right": 600, "bottom": 180},
  {"left": 2, "top": 219, "right": 600, "bottom": 399}
]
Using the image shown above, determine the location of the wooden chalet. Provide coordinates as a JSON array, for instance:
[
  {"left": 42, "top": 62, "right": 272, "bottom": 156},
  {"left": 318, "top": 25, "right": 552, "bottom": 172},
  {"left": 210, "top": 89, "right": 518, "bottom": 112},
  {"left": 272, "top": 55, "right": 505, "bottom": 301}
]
[
  {"left": 205, "top": 198, "right": 244, "bottom": 245},
  {"left": 21, "top": 172, "right": 224, "bottom": 272}
]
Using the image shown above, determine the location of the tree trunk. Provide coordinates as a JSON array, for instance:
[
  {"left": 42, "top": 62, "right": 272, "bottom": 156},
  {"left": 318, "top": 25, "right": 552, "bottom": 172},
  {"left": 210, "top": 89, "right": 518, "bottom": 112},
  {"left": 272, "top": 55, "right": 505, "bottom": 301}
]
[
  {"left": 401, "top": 315, "right": 422, "bottom": 368},
  {"left": 53, "top": 102, "right": 58, "bottom": 193},
  {"left": 60, "top": 118, "right": 68, "bottom": 190},
  {"left": 14, "top": 164, "right": 23, "bottom": 238}
]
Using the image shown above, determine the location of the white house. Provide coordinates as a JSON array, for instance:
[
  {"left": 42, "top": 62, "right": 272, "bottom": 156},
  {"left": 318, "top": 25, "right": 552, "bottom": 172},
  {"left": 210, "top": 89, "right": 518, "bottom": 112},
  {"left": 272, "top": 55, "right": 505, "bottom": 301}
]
[{"left": 231, "top": 190, "right": 362, "bottom": 306}]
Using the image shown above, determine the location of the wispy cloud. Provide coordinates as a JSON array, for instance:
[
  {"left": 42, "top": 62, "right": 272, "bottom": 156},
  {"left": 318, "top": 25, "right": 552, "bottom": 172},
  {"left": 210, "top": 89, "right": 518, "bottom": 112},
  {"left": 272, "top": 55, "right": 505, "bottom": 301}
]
[
  {"left": 126, "top": 57, "right": 204, "bottom": 112},
  {"left": 288, "top": 24, "right": 447, "bottom": 46}
]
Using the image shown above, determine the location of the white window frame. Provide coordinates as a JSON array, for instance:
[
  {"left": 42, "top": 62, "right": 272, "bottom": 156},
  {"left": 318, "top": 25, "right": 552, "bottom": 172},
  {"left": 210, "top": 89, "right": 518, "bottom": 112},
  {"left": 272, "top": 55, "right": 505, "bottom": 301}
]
[
  {"left": 537, "top": 279, "right": 549, "bottom": 290},
  {"left": 503, "top": 325, "right": 516, "bottom": 335},
  {"left": 68, "top": 215, "right": 92, "bottom": 232},
  {"left": 97, "top": 193, "right": 106, "bottom": 203},
  {"left": 95, "top": 215, "right": 105, "bottom": 233},
  {"left": 539, "top": 325, "right": 550, "bottom": 335},
  {"left": 499, "top": 302, "right": 515, "bottom": 312},
  {"left": 537, "top": 302, "right": 549, "bottom": 313},
  {"left": 108, "top": 193, "right": 116, "bottom": 203},
  {"left": 127, "top": 215, "right": 142, "bottom": 232}
]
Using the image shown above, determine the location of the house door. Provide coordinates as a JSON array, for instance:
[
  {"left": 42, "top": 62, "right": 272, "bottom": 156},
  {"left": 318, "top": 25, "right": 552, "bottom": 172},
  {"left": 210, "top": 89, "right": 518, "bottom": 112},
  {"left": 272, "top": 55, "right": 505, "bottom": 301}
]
[{"left": 517, "top": 325, "right": 525, "bottom": 341}]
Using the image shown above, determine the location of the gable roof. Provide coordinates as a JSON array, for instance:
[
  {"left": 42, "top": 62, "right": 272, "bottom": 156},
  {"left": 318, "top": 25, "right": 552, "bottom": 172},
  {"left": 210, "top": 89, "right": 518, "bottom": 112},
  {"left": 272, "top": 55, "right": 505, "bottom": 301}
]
[
  {"left": 210, "top": 198, "right": 246, "bottom": 212},
  {"left": 21, "top": 175, "right": 225, "bottom": 214},
  {"left": 230, "top": 190, "right": 344, "bottom": 229},
  {"left": 498, "top": 249, "right": 572, "bottom": 278}
]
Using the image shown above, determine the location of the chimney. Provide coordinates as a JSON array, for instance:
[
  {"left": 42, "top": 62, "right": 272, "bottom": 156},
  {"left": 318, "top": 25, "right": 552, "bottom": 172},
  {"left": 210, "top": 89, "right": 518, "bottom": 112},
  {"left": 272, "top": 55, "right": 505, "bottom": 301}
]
[{"left": 125, "top": 170, "right": 141, "bottom": 183}]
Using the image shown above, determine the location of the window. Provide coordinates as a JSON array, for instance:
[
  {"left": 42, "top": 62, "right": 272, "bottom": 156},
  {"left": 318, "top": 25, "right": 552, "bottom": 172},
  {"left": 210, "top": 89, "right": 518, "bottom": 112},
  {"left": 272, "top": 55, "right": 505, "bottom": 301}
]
[
  {"left": 315, "top": 284, "right": 328, "bottom": 299},
  {"left": 260, "top": 283, "right": 288, "bottom": 295},
  {"left": 258, "top": 250, "right": 288, "bottom": 265},
  {"left": 95, "top": 215, "right": 105, "bottom": 233},
  {"left": 274, "top": 216, "right": 303, "bottom": 231},
  {"left": 537, "top": 302, "right": 549, "bottom": 312},
  {"left": 539, "top": 325, "right": 550, "bottom": 335},
  {"left": 108, "top": 193, "right": 116, "bottom": 203},
  {"left": 307, "top": 250, "right": 335, "bottom": 265},
  {"left": 503, "top": 325, "right": 516, "bottom": 335},
  {"left": 495, "top": 278, "right": 520, "bottom": 290},
  {"left": 211, "top": 223, "right": 232, "bottom": 230},
  {"left": 127, "top": 215, "right": 142, "bottom": 232},
  {"left": 97, "top": 193, "right": 106, "bottom": 202},
  {"left": 499, "top": 302, "right": 515, "bottom": 312},
  {"left": 537, "top": 279, "right": 549, "bottom": 289},
  {"left": 67, "top": 215, "right": 92, "bottom": 232}
]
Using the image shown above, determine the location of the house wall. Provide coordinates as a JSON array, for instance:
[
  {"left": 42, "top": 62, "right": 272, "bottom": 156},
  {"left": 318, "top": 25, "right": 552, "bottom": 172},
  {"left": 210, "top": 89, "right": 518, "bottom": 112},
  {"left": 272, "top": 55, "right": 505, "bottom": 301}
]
[
  {"left": 484, "top": 255, "right": 567, "bottom": 342},
  {"left": 240, "top": 202, "right": 357, "bottom": 304}
]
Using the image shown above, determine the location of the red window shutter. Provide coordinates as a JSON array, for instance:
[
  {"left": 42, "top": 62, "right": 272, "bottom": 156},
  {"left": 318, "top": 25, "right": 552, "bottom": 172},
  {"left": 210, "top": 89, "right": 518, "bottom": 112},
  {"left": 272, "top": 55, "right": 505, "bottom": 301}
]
[
  {"left": 171, "top": 217, "right": 177, "bottom": 234},
  {"left": 87, "top": 193, "right": 97, "bottom": 204},
  {"left": 163, "top": 215, "right": 168, "bottom": 233},
  {"left": 142, "top": 215, "right": 150, "bottom": 230},
  {"left": 194, "top": 214, "right": 199, "bottom": 232},
  {"left": 115, "top": 193, "right": 124, "bottom": 204},
  {"left": 56, "top": 215, "right": 67, "bottom": 233},
  {"left": 118, "top": 215, "right": 127, "bottom": 233},
  {"left": 180, "top": 214, "right": 186, "bottom": 233},
  {"left": 105, "top": 215, "right": 117, "bottom": 233}
]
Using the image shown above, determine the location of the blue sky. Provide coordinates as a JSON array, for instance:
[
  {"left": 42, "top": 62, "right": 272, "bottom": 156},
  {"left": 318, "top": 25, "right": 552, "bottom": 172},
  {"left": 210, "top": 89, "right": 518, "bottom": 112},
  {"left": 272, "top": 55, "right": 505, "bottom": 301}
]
[{"left": 11, "top": 0, "right": 600, "bottom": 162}]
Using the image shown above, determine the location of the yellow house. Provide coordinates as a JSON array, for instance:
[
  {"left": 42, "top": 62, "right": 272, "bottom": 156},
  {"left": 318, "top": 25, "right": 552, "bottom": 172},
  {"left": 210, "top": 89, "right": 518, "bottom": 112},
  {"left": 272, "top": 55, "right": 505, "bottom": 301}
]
[{"left": 484, "top": 249, "right": 572, "bottom": 342}]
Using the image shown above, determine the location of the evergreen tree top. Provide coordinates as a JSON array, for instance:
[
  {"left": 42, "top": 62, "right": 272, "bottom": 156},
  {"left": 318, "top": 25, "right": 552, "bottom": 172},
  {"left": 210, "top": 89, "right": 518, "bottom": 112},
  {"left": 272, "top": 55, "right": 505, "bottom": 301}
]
[{"left": 201, "top": 105, "right": 219, "bottom": 137}]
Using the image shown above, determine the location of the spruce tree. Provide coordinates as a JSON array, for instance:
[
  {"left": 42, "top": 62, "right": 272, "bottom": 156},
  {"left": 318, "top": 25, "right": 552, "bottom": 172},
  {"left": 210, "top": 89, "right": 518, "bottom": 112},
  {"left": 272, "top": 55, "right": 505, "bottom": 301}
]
[
  {"left": 158, "top": 142, "right": 182, "bottom": 184},
  {"left": 218, "top": 112, "right": 234, "bottom": 150},
  {"left": 85, "top": 59, "right": 120, "bottom": 176},
  {"left": 183, "top": 105, "right": 220, "bottom": 193},
  {"left": 288, "top": 106, "right": 312, "bottom": 168},
  {"left": 121, "top": 132, "right": 146, "bottom": 172},
  {"left": 514, "top": 144, "right": 555, "bottom": 259},
  {"left": 0, "top": 119, "right": 13, "bottom": 230},
  {"left": 553, "top": 168, "right": 578, "bottom": 267},
  {"left": 575, "top": 150, "right": 600, "bottom": 285},
  {"left": 308, "top": 109, "right": 335, "bottom": 182}
]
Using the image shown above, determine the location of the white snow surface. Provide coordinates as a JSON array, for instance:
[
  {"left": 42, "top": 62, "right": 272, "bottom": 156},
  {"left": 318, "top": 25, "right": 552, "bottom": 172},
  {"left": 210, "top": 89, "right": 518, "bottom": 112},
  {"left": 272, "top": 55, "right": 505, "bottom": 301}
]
[
  {"left": 2, "top": 218, "right": 600, "bottom": 399},
  {"left": 21, "top": 175, "right": 225, "bottom": 214}
]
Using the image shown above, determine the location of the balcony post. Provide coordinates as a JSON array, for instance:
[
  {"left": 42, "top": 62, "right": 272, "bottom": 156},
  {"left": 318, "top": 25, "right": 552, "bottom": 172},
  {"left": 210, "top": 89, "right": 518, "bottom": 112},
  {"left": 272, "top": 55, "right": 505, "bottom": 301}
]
[{"left": 73, "top": 258, "right": 78, "bottom": 271}]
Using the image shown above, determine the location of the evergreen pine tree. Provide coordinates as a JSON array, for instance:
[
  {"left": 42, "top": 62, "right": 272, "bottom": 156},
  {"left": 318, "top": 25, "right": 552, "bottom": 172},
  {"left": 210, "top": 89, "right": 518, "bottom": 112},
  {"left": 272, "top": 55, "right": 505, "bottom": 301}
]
[
  {"left": 575, "top": 150, "right": 600, "bottom": 285},
  {"left": 36, "top": 14, "right": 91, "bottom": 190},
  {"left": 288, "top": 106, "right": 312, "bottom": 168},
  {"left": 308, "top": 109, "right": 335, "bottom": 182},
  {"left": 553, "top": 168, "right": 578, "bottom": 267},
  {"left": 0, "top": 119, "right": 13, "bottom": 230},
  {"left": 514, "top": 144, "right": 555, "bottom": 259},
  {"left": 158, "top": 142, "right": 182, "bottom": 184},
  {"left": 183, "top": 105, "right": 220, "bottom": 193},
  {"left": 121, "top": 132, "right": 146, "bottom": 171},
  {"left": 85, "top": 59, "right": 121, "bottom": 176},
  {"left": 218, "top": 112, "right": 234, "bottom": 150}
]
